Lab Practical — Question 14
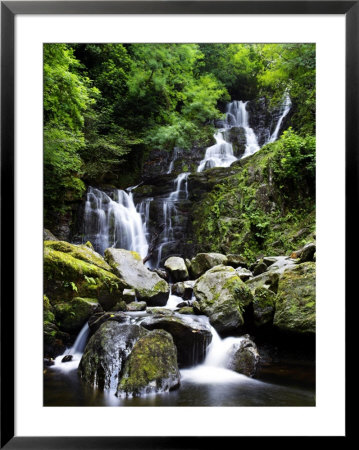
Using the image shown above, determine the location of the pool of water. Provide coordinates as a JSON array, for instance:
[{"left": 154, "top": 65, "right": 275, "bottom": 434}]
[{"left": 43, "top": 361, "right": 315, "bottom": 407}]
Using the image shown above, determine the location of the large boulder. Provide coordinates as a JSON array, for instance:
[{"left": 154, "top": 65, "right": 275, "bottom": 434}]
[
  {"left": 87, "top": 311, "right": 128, "bottom": 335},
  {"left": 79, "top": 321, "right": 147, "bottom": 390},
  {"left": 141, "top": 314, "right": 212, "bottom": 367},
  {"left": 273, "top": 262, "right": 316, "bottom": 335},
  {"left": 226, "top": 335, "right": 260, "bottom": 377},
  {"left": 105, "top": 249, "right": 169, "bottom": 306},
  {"left": 53, "top": 297, "right": 101, "bottom": 334},
  {"left": 164, "top": 257, "right": 189, "bottom": 282},
  {"left": 44, "top": 241, "right": 124, "bottom": 310},
  {"left": 193, "top": 265, "right": 253, "bottom": 335},
  {"left": 190, "top": 253, "right": 228, "bottom": 278},
  {"left": 117, "top": 330, "right": 180, "bottom": 398}
]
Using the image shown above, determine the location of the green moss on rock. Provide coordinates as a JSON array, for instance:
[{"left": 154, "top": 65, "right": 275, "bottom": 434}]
[
  {"left": 117, "top": 329, "right": 180, "bottom": 397},
  {"left": 273, "top": 262, "right": 316, "bottom": 334},
  {"left": 54, "top": 297, "right": 100, "bottom": 333}
]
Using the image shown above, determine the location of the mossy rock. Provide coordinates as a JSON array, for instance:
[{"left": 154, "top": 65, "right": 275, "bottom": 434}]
[
  {"left": 190, "top": 253, "right": 228, "bottom": 278},
  {"left": 253, "top": 287, "right": 276, "bottom": 327},
  {"left": 193, "top": 265, "right": 253, "bottom": 335},
  {"left": 43, "top": 229, "right": 58, "bottom": 241},
  {"left": 44, "top": 240, "right": 112, "bottom": 271},
  {"left": 127, "top": 301, "right": 147, "bottom": 312},
  {"left": 54, "top": 297, "right": 100, "bottom": 333},
  {"left": 226, "top": 335, "right": 260, "bottom": 377},
  {"left": 177, "top": 306, "right": 195, "bottom": 315},
  {"left": 273, "top": 262, "right": 316, "bottom": 334},
  {"left": 44, "top": 244, "right": 124, "bottom": 310},
  {"left": 117, "top": 329, "right": 180, "bottom": 397},
  {"left": 105, "top": 248, "right": 169, "bottom": 306},
  {"left": 79, "top": 321, "right": 148, "bottom": 390}
]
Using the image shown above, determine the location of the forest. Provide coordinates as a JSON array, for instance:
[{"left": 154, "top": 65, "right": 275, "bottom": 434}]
[{"left": 44, "top": 43, "right": 316, "bottom": 407}]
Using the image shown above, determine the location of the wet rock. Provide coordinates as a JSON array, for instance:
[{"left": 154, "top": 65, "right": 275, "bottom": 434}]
[
  {"left": 190, "top": 252, "right": 228, "bottom": 278},
  {"left": 61, "top": 355, "right": 73, "bottom": 363},
  {"left": 117, "top": 330, "right": 180, "bottom": 397},
  {"left": 245, "top": 271, "right": 280, "bottom": 293},
  {"left": 172, "top": 280, "right": 195, "bottom": 299},
  {"left": 146, "top": 307, "right": 174, "bottom": 316},
  {"left": 273, "top": 262, "right": 316, "bottom": 335},
  {"left": 164, "top": 256, "right": 189, "bottom": 282},
  {"left": 127, "top": 301, "right": 147, "bottom": 312},
  {"left": 263, "top": 256, "right": 278, "bottom": 267},
  {"left": 79, "top": 321, "right": 148, "bottom": 390},
  {"left": 43, "top": 358, "right": 55, "bottom": 367},
  {"left": 87, "top": 311, "right": 128, "bottom": 335},
  {"left": 193, "top": 265, "right": 253, "bottom": 335},
  {"left": 141, "top": 314, "right": 212, "bottom": 367},
  {"left": 178, "top": 306, "right": 195, "bottom": 315},
  {"left": 105, "top": 248, "right": 169, "bottom": 306},
  {"left": 299, "top": 243, "right": 316, "bottom": 263},
  {"left": 226, "top": 335, "right": 260, "bottom": 377}
]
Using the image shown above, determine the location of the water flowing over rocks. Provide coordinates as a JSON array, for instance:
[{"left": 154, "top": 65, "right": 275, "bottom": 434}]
[
  {"left": 105, "top": 248, "right": 169, "bottom": 306},
  {"left": 117, "top": 329, "right": 180, "bottom": 398},
  {"left": 141, "top": 313, "right": 212, "bottom": 367},
  {"left": 79, "top": 321, "right": 148, "bottom": 390},
  {"left": 193, "top": 265, "right": 254, "bottom": 335}
]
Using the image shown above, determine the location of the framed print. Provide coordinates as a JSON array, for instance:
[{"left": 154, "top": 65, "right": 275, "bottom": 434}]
[{"left": 1, "top": 1, "right": 353, "bottom": 447}]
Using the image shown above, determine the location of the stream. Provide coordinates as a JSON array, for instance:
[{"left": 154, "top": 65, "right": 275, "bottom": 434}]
[{"left": 44, "top": 95, "right": 315, "bottom": 407}]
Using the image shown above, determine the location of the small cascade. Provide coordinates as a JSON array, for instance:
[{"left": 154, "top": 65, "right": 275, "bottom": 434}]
[
  {"left": 197, "top": 131, "right": 237, "bottom": 172},
  {"left": 167, "top": 147, "right": 181, "bottom": 174},
  {"left": 83, "top": 186, "right": 148, "bottom": 258},
  {"left": 155, "top": 173, "right": 189, "bottom": 267},
  {"left": 267, "top": 93, "right": 292, "bottom": 143},
  {"left": 53, "top": 323, "right": 90, "bottom": 372}
]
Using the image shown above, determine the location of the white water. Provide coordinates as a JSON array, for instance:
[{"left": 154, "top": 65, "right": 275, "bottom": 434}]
[
  {"left": 83, "top": 186, "right": 149, "bottom": 258},
  {"left": 198, "top": 96, "right": 291, "bottom": 171},
  {"left": 181, "top": 326, "right": 259, "bottom": 384},
  {"left": 155, "top": 172, "right": 189, "bottom": 267},
  {"left": 53, "top": 323, "right": 90, "bottom": 372},
  {"left": 267, "top": 93, "right": 292, "bottom": 144}
]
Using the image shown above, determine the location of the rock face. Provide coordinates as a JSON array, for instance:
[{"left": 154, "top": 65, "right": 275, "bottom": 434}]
[
  {"left": 105, "top": 248, "right": 169, "bottom": 306},
  {"left": 53, "top": 297, "right": 101, "bottom": 334},
  {"left": 190, "top": 253, "right": 228, "bottom": 278},
  {"left": 44, "top": 241, "right": 124, "bottom": 310},
  {"left": 141, "top": 314, "right": 212, "bottom": 367},
  {"left": 193, "top": 265, "right": 253, "bottom": 335},
  {"left": 226, "top": 335, "right": 260, "bottom": 377},
  {"left": 273, "top": 262, "right": 316, "bottom": 334},
  {"left": 164, "top": 256, "right": 189, "bottom": 282},
  {"left": 79, "top": 321, "right": 148, "bottom": 390},
  {"left": 43, "top": 229, "right": 58, "bottom": 241},
  {"left": 117, "top": 329, "right": 180, "bottom": 397},
  {"left": 223, "top": 127, "right": 247, "bottom": 158}
]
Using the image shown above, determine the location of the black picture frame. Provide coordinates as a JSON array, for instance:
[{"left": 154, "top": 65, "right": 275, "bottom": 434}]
[{"left": 1, "top": 1, "right": 353, "bottom": 447}]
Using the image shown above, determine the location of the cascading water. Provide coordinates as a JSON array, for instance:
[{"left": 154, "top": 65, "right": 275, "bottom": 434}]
[
  {"left": 155, "top": 172, "right": 189, "bottom": 267},
  {"left": 83, "top": 186, "right": 149, "bottom": 258},
  {"left": 198, "top": 96, "right": 291, "bottom": 171},
  {"left": 267, "top": 93, "right": 292, "bottom": 143},
  {"left": 53, "top": 323, "right": 90, "bottom": 372}
]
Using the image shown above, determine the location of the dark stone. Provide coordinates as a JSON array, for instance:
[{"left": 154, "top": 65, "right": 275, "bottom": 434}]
[{"left": 61, "top": 355, "right": 73, "bottom": 363}]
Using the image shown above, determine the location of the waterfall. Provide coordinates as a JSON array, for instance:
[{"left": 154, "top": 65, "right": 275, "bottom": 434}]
[
  {"left": 155, "top": 173, "right": 189, "bottom": 267},
  {"left": 167, "top": 147, "right": 181, "bottom": 174},
  {"left": 198, "top": 100, "right": 260, "bottom": 172},
  {"left": 267, "top": 93, "right": 292, "bottom": 143},
  {"left": 83, "top": 186, "right": 149, "bottom": 258},
  {"left": 53, "top": 323, "right": 90, "bottom": 372}
]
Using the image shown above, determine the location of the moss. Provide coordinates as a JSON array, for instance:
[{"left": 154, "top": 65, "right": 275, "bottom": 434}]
[
  {"left": 191, "top": 138, "right": 315, "bottom": 262},
  {"left": 54, "top": 297, "right": 99, "bottom": 332},
  {"left": 44, "top": 240, "right": 112, "bottom": 271},
  {"left": 117, "top": 330, "right": 180, "bottom": 397}
]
